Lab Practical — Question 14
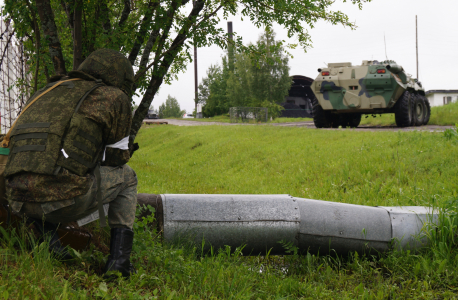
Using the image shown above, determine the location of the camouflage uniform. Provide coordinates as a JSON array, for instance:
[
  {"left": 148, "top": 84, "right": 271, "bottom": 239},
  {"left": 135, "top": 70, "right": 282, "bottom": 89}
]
[
  {"left": 5, "top": 49, "right": 137, "bottom": 229},
  {"left": 10, "top": 165, "right": 137, "bottom": 228}
]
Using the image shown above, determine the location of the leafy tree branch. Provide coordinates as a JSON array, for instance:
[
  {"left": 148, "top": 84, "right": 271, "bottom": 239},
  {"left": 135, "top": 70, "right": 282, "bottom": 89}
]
[{"left": 2, "top": 0, "right": 372, "bottom": 146}]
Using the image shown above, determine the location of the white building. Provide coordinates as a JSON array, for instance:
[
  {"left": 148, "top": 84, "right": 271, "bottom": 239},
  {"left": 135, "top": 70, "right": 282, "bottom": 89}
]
[{"left": 425, "top": 90, "right": 458, "bottom": 107}]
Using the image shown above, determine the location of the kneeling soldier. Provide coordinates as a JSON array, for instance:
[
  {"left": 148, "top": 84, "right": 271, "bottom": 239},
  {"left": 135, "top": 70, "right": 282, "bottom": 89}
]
[{"left": 4, "top": 49, "right": 138, "bottom": 278}]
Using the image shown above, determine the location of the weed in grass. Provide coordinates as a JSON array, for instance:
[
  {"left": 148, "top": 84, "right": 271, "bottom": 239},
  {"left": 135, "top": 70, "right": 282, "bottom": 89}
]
[{"left": 444, "top": 123, "right": 458, "bottom": 141}]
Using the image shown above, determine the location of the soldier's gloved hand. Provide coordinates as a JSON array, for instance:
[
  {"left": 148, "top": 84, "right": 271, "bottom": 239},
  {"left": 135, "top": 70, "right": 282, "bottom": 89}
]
[{"left": 130, "top": 143, "right": 139, "bottom": 157}]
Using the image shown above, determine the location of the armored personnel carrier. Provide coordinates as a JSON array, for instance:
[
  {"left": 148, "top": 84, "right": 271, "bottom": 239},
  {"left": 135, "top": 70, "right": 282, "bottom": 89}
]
[{"left": 310, "top": 60, "right": 430, "bottom": 128}]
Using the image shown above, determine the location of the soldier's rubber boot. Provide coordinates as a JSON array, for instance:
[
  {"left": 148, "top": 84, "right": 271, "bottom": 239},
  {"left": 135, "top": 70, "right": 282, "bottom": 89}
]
[
  {"left": 103, "top": 228, "right": 136, "bottom": 279},
  {"left": 29, "top": 218, "right": 73, "bottom": 260}
]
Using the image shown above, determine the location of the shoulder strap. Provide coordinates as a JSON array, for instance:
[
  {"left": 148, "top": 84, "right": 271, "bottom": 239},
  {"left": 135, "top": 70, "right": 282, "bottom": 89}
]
[{"left": 1, "top": 78, "right": 82, "bottom": 148}]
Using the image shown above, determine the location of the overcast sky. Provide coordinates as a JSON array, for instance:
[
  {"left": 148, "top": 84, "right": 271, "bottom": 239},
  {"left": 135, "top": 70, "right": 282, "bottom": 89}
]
[{"left": 141, "top": 0, "right": 458, "bottom": 114}]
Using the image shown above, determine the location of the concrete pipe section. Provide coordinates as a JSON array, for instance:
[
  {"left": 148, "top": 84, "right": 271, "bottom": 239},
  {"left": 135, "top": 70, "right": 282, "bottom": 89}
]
[{"left": 137, "top": 194, "right": 438, "bottom": 256}]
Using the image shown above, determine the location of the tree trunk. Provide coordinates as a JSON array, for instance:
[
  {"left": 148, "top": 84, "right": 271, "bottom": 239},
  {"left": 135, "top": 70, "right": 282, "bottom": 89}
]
[
  {"left": 128, "top": 1, "right": 159, "bottom": 65},
  {"left": 43, "top": 56, "right": 50, "bottom": 82},
  {"left": 99, "top": 0, "right": 111, "bottom": 34},
  {"left": 130, "top": 0, "right": 205, "bottom": 142},
  {"left": 118, "top": 0, "right": 131, "bottom": 28},
  {"left": 72, "top": 0, "right": 83, "bottom": 70},
  {"left": 139, "top": 29, "right": 160, "bottom": 70},
  {"left": 60, "top": 0, "right": 74, "bottom": 29},
  {"left": 26, "top": 0, "right": 41, "bottom": 92},
  {"left": 83, "top": 5, "right": 97, "bottom": 55},
  {"left": 36, "top": 0, "right": 67, "bottom": 75}
]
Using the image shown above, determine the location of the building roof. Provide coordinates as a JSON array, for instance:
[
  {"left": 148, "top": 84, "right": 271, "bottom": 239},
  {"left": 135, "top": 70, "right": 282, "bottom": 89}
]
[{"left": 426, "top": 90, "right": 458, "bottom": 95}]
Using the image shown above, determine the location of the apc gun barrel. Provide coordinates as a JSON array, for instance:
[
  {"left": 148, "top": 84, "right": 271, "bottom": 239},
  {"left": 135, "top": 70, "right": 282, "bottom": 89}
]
[
  {"left": 138, "top": 194, "right": 438, "bottom": 256},
  {"left": 386, "top": 64, "right": 404, "bottom": 74}
]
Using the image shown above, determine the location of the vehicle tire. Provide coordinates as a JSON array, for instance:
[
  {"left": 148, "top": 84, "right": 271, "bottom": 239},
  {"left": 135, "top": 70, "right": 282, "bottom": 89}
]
[
  {"left": 422, "top": 96, "right": 431, "bottom": 125},
  {"left": 395, "top": 91, "right": 413, "bottom": 127},
  {"left": 347, "top": 113, "right": 362, "bottom": 128},
  {"left": 312, "top": 98, "right": 332, "bottom": 128},
  {"left": 413, "top": 95, "right": 426, "bottom": 126},
  {"left": 409, "top": 94, "right": 417, "bottom": 126},
  {"left": 329, "top": 114, "right": 342, "bottom": 128},
  {"left": 331, "top": 119, "right": 341, "bottom": 128}
]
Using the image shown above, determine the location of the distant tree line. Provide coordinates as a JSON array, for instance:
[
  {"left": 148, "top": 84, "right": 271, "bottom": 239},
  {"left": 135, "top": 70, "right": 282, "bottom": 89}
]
[
  {"left": 158, "top": 95, "right": 186, "bottom": 118},
  {"left": 198, "top": 29, "right": 292, "bottom": 119},
  {"left": 135, "top": 95, "right": 185, "bottom": 119}
]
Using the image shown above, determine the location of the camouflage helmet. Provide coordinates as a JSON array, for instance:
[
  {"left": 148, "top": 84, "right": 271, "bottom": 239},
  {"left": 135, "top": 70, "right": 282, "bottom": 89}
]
[{"left": 77, "top": 49, "right": 134, "bottom": 96}]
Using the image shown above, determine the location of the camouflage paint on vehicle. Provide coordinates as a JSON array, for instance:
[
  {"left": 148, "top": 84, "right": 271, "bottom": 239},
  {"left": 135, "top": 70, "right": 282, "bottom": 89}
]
[{"left": 311, "top": 60, "right": 424, "bottom": 111}]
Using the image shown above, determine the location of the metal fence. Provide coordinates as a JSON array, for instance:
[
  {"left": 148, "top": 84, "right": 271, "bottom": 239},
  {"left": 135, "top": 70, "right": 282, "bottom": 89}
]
[
  {"left": 0, "top": 18, "right": 30, "bottom": 134},
  {"left": 229, "top": 107, "right": 268, "bottom": 123}
]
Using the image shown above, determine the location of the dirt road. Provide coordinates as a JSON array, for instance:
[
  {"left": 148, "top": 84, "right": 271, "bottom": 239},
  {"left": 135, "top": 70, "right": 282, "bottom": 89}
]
[{"left": 143, "top": 119, "right": 453, "bottom": 132}]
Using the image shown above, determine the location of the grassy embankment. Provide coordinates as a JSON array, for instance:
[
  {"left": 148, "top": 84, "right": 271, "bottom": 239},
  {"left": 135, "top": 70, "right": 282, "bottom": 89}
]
[
  {"left": 168, "top": 115, "right": 313, "bottom": 123},
  {"left": 2, "top": 125, "right": 458, "bottom": 298},
  {"left": 173, "top": 101, "right": 458, "bottom": 126},
  {"left": 360, "top": 101, "right": 458, "bottom": 126}
]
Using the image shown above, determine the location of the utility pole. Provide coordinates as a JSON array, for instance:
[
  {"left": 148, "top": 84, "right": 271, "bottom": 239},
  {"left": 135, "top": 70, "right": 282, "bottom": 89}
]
[
  {"left": 194, "top": 44, "right": 198, "bottom": 118},
  {"left": 193, "top": 1, "right": 198, "bottom": 118},
  {"left": 227, "top": 21, "right": 234, "bottom": 72},
  {"left": 416, "top": 15, "right": 419, "bottom": 80}
]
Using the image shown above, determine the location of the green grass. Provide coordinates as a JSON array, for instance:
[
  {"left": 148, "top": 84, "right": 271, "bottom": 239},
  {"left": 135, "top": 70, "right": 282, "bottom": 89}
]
[
  {"left": 359, "top": 113, "right": 397, "bottom": 126},
  {"left": 132, "top": 125, "right": 457, "bottom": 206},
  {"left": 168, "top": 115, "right": 313, "bottom": 123},
  {"left": 167, "top": 115, "right": 231, "bottom": 122},
  {"left": 359, "top": 101, "right": 458, "bottom": 127},
  {"left": 168, "top": 101, "right": 458, "bottom": 127},
  {"left": 2, "top": 125, "right": 458, "bottom": 299},
  {"left": 429, "top": 101, "right": 458, "bottom": 125},
  {"left": 269, "top": 117, "right": 313, "bottom": 123}
]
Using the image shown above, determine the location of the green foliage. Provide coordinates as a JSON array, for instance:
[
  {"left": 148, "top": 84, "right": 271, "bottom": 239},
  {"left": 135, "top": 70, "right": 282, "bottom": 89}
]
[
  {"left": 158, "top": 95, "right": 185, "bottom": 119},
  {"left": 260, "top": 100, "right": 285, "bottom": 120},
  {"left": 199, "top": 60, "right": 231, "bottom": 117},
  {"left": 444, "top": 124, "right": 458, "bottom": 141},
  {"left": 201, "top": 29, "right": 291, "bottom": 118},
  {"left": 2, "top": 0, "right": 373, "bottom": 136},
  {"left": 3, "top": 0, "right": 143, "bottom": 89}
]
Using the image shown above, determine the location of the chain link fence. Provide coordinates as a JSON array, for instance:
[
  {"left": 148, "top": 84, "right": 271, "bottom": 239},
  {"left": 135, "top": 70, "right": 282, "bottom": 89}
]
[
  {"left": 229, "top": 107, "right": 268, "bottom": 123},
  {"left": 0, "top": 18, "right": 31, "bottom": 134}
]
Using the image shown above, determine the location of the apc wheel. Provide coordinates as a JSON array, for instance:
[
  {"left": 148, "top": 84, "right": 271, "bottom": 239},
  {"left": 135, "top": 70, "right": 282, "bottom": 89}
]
[
  {"left": 422, "top": 96, "right": 431, "bottom": 125},
  {"left": 395, "top": 91, "right": 413, "bottom": 127},
  {"left": 312, "top": 99, "right": 332, "bottom": 128},
  {"left": 347, "top": 113, "right": 362, "bottom": 128},
  {"left": 413, "top": 95, "right": 426, "bottom": 126},
  {"left": 331, "top": 115, "right": 342, "bottom": 128},
  {"left": 329, "top": 114, "right": 360, "bottom": 128},
  {"left": 409, "top": 94, "right": 416, "bottom": 126}
]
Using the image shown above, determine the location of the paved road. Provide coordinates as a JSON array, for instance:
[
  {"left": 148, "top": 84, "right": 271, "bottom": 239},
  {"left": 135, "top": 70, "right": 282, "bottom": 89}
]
[{"left": 143, "top": 119, "right": 453, "bottom": 132}]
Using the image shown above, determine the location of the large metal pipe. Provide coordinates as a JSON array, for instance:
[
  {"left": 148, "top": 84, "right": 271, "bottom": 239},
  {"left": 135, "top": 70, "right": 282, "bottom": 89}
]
[{"left": 137, "top": 194, "right": 438, "bottom": 256}]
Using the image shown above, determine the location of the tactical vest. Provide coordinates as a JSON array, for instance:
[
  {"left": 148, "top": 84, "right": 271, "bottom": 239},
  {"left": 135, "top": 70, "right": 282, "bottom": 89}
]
[{"left": 4, "top": 79, "right": 105, "bottom": 178}]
